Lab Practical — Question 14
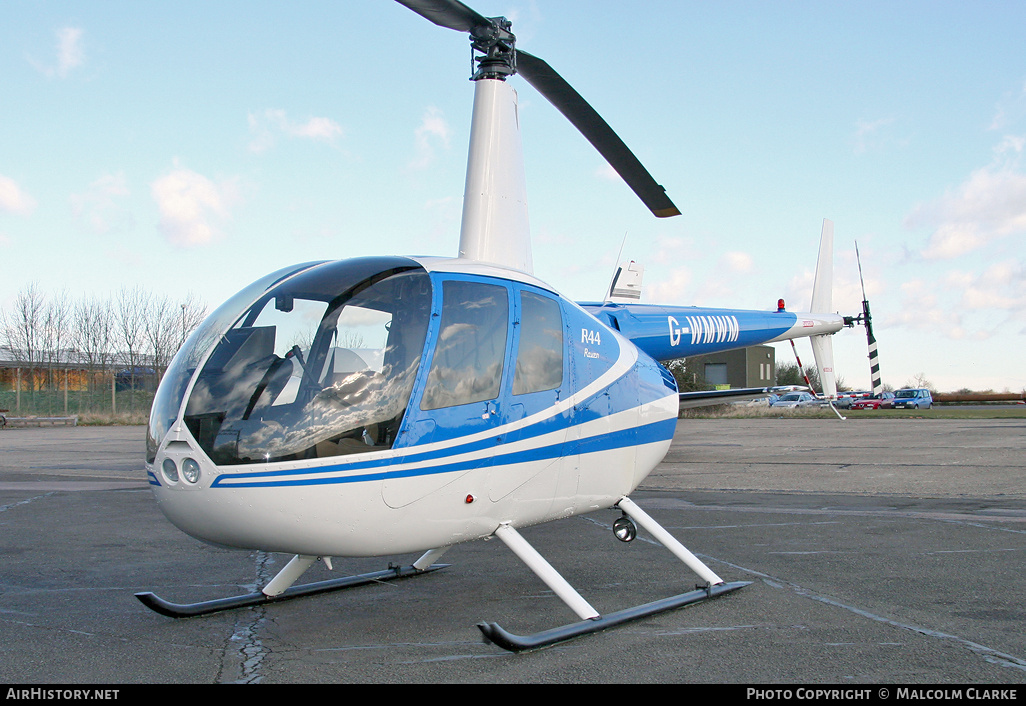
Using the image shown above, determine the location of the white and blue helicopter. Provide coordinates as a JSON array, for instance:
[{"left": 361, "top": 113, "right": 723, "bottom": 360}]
[{"left": 138, "top": 0, "right": 846, "bottom": 652}]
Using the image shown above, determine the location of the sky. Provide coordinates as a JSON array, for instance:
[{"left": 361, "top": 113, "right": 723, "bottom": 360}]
[{"left": 2, "top": 0, "right": 1024, "bottom": 393}]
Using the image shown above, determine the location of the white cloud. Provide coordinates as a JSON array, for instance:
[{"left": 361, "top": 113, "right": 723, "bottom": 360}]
[
  {"left": 0, "top": 175, "right": 37, "bottom": 216},
  {"left": 853, "top": 116, "right": 898, "bottom": 155},
  {"left": 885, "top": 279, "right": 971, "bottom": 339},
  {"left": 886, "top": 263, "right": 1026, "bottom": 342},
  {"left": 248, "top": 109, "right": 343, "bottom": 153},
  {"left": 407, "top": 107, "right": 451, "bottom": 171},
  {"left": 56, "top": 27, "right": 84, "bottom": 77},
  {"left": 721, "top": 250, "right": 754, "bottom": 274},
  {"left": 596, "top": 163, "right": 619, "bottom": 181},
  {"left": 29, "top": 27, "right": 85, "bottom": 78},
  {"left": 645, "top": 267, "right": 693, "bottom": 305},
  {"left": 652, "top": 234, "right": 696, "bottom": 264},
  {"left": 70, "top": 172, "right": 132, "bottom": 234},
  {"left": 906, "top": 139, "right": 1026, "bottom": 259},
  {"left": 946, "top": 261, "right": 1026, "bottom": 318},
  {"left": 151, "top": 166, "right": 239, "bottom": 247},
  {"left": 989, "top": 79, "right": 1026, "bottom": 131}
]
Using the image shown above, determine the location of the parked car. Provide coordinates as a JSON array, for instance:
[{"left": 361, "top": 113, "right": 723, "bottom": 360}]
[
  {"left": 835, "top": 391, "right": 870, "bottom": 409},
  {"left": 891, "top": 388, "right": 933, "bottom": 409},
  {"left": 851, "top": 391, "right": 895, "bottom": 410},
  {"left": 771, "top": 391, "right": 817, "bottom": 408}
]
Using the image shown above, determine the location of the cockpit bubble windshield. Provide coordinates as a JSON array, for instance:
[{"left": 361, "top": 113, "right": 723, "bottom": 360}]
[
  {"left": 152, "top": 257, "right": 431, "bottom": 466},
  {"left": 146, "top": 261, "right": 325, "bottom": 463}
]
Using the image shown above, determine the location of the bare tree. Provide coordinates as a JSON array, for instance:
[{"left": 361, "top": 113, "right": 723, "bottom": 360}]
[
  {"left": 144, "top": 294, "right": 179, "bottom": 380},
  {"left": 4, "top": 285, "right": 206, "bottom": 415},
  {"left": 904, "top": 372, "right": 935, "bottom": 392},
  {"left": 72, "top": 294, "right": 116, "bottom": 410},
  {"left": 143, "top": 292, "right": 207, "bottom": 383},
  {"left": 1, "top": 283, "right": 46, "bottom": 398},
  {"left": 42, "top": 289, "right": 71, "bottom": 385},
  {"left": 178, "top": 292, "right": 206, "bottom": 349},
  {"left": 114, "top": 286, "right": 150, "bottom": 412}
]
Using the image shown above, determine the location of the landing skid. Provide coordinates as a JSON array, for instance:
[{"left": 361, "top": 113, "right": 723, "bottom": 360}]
[
  {"left": 478, "top": 580, "right": 749, "bottom": 652},
  {"left": 479, "top": 496, "right": 748, "bottom": 652},
  {"left": 136, "top": 561, "right": 449, "bottom": 619}
]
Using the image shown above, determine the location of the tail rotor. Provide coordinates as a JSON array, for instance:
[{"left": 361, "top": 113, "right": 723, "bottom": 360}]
[{"left": 844, "top": 242, "right": 882, "bottom": 395}]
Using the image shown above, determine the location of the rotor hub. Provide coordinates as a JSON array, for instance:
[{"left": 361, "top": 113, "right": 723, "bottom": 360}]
[{"left": 471, "top": 16, "right": 516, "bottom": 80}]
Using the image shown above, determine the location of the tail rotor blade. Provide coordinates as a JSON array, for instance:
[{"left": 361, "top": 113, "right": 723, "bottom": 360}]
[
  {"left": 854, "top": 241, "right": 883, "bottom": 395},
  {"left": 516, "top": 50, "right": 680, "bottom": 218}
]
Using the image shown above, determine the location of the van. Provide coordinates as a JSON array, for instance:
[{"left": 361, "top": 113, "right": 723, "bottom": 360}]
[{"left": 891, "top": 388, "right": 933, "bottom": 409}]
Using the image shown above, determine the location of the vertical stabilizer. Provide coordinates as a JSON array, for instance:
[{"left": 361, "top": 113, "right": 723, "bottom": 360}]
[
  {"left": 809, "top": 219, "right": 838, "bottom": 398},
  {"left": 810, "top": 334, "right": 838, "bottom": 400},
  {"left": 810, "top": 218, "right": 833, "bottom": 313}
]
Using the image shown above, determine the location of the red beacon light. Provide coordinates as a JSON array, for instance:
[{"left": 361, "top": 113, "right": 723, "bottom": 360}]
[{"left": 777, "top": 298, "right": 786, "bottom": 312}]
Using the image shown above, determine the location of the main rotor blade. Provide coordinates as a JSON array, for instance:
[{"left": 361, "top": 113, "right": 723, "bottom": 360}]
[
  {"left": 516, "top": 50, "right": 681, "bottom": 218},
  {"left": 395, "top": 0, "right": 492, "bottom": 34}
]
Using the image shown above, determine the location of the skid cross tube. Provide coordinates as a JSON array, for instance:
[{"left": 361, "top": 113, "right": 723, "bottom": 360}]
[
  {"left": 616, "top": 496, "right": 724, "bottom": 584},
  {"left": 493, "top": 523, "right": 599, "bottom": 621}
]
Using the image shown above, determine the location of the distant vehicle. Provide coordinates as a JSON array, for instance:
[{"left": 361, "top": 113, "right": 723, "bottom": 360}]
[
  {"left": 891, "top": 388, "right": 933, "bottom": 409},
  {"left": 771, "top": 391, "right": 817, "bottom": 408},
  {"left": 851, "top": 391, "right": 895, "bottom": 410},
  {"left": 835, "top": 391, "right": 870, "bottom": 409}
]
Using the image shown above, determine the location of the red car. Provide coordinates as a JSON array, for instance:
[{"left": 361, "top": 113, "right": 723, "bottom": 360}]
[{"left": 851, "top": 391, "right": 895, "bottom": 410}]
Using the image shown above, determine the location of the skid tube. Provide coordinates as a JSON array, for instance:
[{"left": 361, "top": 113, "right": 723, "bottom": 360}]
[
  {"left": 477, "top": 496, "right": 750, "bottom": 652},
  {"left": 478, "top": 580, "right": 749, "bottom": 653},
  {"left": 136, "top": 562, "right": 449, "bottom": 619}
]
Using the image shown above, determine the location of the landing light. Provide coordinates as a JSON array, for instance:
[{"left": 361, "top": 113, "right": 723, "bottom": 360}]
[
  {"left": 182, "top": 458, "right": 201, "bottom": 484},
  {"left": 161, "top": 458, "right": 179, "bottom": 484},
  {"left": 612, "top": 515, "right": 637, "bottom": 543}
]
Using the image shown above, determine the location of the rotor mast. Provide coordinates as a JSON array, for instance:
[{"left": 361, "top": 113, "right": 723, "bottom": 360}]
[
  {"left": 458, "top": 15, "right": 534, "bottom": 273},
  {"left": 396, "top": 0, "right": 681, "bottom": 273}
]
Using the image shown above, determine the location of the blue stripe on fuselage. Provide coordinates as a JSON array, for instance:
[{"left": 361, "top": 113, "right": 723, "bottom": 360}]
[{"left": 210, "top": 415, "right": 676, "bottom": 488}]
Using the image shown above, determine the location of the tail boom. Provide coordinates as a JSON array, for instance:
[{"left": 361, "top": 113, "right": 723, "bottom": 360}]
[{"left": 580, "top": 303, "right": 843, "bottom": 363}]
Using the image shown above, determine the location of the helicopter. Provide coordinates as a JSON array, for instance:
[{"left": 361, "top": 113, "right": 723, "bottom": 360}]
[{"left": 138, "top": 0, "right": 845, "bottom": 652}]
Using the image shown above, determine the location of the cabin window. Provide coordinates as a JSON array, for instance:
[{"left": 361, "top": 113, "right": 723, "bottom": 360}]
[
  {"left": 513, "top": 291, "right": 563, "bottom": 395},
  {"left": 421, "top": 280, "right": 508, "bottom": 410}
]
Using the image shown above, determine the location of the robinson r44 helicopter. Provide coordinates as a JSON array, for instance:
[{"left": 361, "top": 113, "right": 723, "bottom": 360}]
[{"left": 139, "top": 0, "right": 846, "bottom": 652}]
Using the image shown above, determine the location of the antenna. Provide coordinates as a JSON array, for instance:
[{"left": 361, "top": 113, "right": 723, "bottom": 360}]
[{"left": 604, "top": 232, "right": 629, "bottom": 303}]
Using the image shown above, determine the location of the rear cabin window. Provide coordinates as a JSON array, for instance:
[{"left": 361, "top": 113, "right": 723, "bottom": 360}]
[
  {"left": 420, "top": 280, "right": 509, "bottom": 410},
  {"left": 513, "top": 291, "right": 563, "bottom": 395}
]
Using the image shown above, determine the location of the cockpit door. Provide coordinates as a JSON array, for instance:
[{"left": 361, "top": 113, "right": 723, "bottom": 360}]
[{"left": 383, "top": 276, "right": 513, "bottom": 508}]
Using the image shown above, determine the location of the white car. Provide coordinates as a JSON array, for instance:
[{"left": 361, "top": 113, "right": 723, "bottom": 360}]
[{"left": 770, "top": 391, "right": 817, "bottom": 408}]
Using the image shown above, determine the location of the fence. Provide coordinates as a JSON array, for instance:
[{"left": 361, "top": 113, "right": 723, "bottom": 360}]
[{"left": 0, "top": 365, "right": 157, "bottom": 422}]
